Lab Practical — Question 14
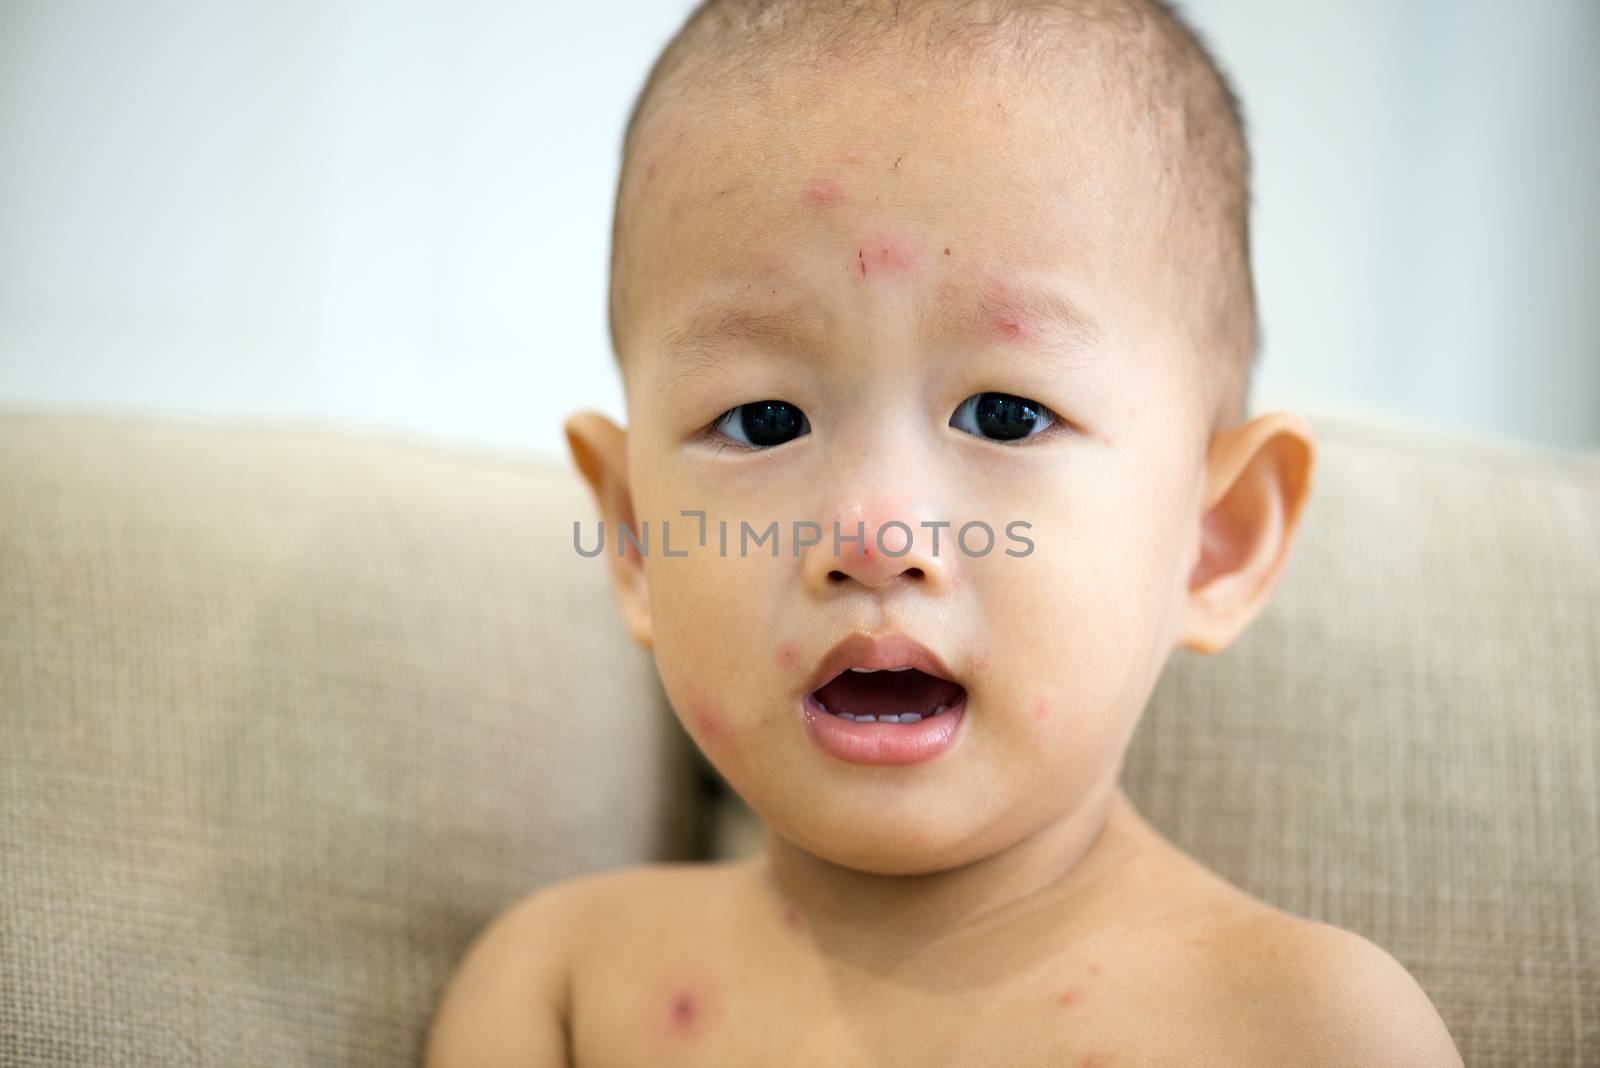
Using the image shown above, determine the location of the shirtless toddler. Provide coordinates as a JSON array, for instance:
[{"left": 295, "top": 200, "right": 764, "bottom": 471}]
[{"left": 426, "top": 1, "right": 1464, "bottom": 1063}]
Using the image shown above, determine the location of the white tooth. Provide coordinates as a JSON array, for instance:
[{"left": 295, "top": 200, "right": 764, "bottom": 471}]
[
  {"left": 900, "top": 713, "right": 922, "bottom": 723},
  {"left": 888, "top": 666, "right": 914, "bottom": 672},
  {"left": 855, "top": 714, "right": 877, "bottom": 722},
  {"left": 879, "top": 714, "right": 901, "bottom": 723},
  {"left": 931, "top": 703, "right": 949, "bottom": 716},
  {"left": 848, "top": 667, "right": 875, "bottom": 673},
  {"left": 838, "top": 711, "right": 857, "bottom": 721}
]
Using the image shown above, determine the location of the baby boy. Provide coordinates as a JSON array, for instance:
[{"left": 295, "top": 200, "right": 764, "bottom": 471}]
[{"left": 427, "top": 0, "right": 1462, "bottom": 1064}]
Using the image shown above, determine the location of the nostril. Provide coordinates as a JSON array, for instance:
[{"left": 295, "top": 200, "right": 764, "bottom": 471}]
[
  {"left": 904, "top": 567, "right": 925, "bottom": 579},
  {"left": 828, "top": 570, "right": 848, "bottom": 583}
]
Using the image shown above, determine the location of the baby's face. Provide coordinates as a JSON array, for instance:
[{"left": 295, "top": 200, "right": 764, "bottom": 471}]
[{"left": 609, "top": 52, "right": 1212, "bottom": 874}]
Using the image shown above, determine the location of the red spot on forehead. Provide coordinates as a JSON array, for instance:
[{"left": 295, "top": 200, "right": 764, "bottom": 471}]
[
  {"left": 800, "top": 179, "right": 845, "bottom": 207},
  {"left": 982, "top": 275, "right": 1044, "bottom": 345}
]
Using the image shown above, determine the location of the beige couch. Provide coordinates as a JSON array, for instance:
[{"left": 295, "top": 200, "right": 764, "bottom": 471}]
[{"left": 1, "top": 408, "right": 1595, "bottom": 1066}]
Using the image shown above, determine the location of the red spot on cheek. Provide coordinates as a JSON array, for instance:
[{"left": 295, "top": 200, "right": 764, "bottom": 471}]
[
  {"left": 777, "top": 640, "right": 801, "bottom": 669},
  {"left": 1058, "top": 989, "right": 1086, "bottom": 1007},
  {"left": 687, "top": 689, "right": 733, "bottom": 751},
  {"left": 800, "top": 179, "right": 844, "bottom": 207},
  {"left": 1033, "top": 696, "right": 1049, "bottom": 723}
]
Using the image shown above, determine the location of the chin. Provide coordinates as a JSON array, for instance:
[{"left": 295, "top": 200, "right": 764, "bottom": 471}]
[{"left": 763, "top": 804, "right": 1011, "bottom": 876}]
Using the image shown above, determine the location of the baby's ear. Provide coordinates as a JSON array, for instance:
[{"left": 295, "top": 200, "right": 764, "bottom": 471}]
[
  {"left": 563, "top": 410, "right": 653, "bottom": 650},
  {"left": 1177, "top": 411, "right": 1316, "bottom": 655}
]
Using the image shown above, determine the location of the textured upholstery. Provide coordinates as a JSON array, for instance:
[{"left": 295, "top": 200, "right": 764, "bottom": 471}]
[{"left": 0, "top": 411, "right": 698, "bottom": 1066}]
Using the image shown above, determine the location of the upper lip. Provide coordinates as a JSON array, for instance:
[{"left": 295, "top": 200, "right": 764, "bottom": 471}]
[{"left": 805, "top": 632, "right": 962, "bottom": 694}]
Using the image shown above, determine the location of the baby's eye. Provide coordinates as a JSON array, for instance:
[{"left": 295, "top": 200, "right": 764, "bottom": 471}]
[
  {"left": 710, "top": 400, "right": 811, "bottom": 449},
  {"left": 949, "top": 392, "right": 1059, "bottom": 443}
]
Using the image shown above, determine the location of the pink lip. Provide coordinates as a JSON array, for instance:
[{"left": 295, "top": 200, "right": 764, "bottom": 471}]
[
  {"left": 799, "top": 632, "right": 967, "bottom": 767},
  {"left": 801, "top": 690, "right": 966, "bottom": 766},
  {"left": 804, "top": 632, "right": 961, "bottom": 694}
]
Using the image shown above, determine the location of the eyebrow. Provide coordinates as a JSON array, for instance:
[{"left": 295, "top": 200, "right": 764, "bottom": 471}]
[{"left": 655, "top": 276, "right": 1104, "bottom": 385}]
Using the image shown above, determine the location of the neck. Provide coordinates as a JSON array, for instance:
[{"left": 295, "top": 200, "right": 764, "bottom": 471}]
[{"left": 758, "top": 771, "right": 1141, "bottom": 972}]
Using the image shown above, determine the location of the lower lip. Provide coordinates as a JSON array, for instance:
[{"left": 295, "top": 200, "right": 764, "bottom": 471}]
[{"left": 800, "top": 691, "right": 967, "bottom": 766}]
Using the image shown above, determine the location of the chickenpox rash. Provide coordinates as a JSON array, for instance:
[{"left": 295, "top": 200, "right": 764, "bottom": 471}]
[
  {"left": 851, "top": 232, "right": 924, "bottom": 279},
  {"left": 837, "top": 148, "right": 866, "bottom": 167},
  {"left": 1033, "top": 696, "right": 1050, "bottom": 723},
  {"left": 1089, "top": 962, "right": 1102, "bottom": 978},
  {"left": 783, "top": 903, "right": 803, "bottom": 929},
  {"left": 663, "top": 982, "right": 713, "bottom": 1042},
  {"left": 776, "top": 639, "right": 801, "bottom": 669},
  {"left": 1058, "top": 989, "right": 1086, "bottom": 1007},
  {"left": 687, "top": 688, "right": 733, "bottom": 751},
  {"left": 1078, "top": 1055, "right": 1113, "bottom": 1068},
  {"left": 983, "top": 275, "right": 1045, "bottom": 346},
  {"left": 800, "top": 179, "right": 845, "bottom": 207}
]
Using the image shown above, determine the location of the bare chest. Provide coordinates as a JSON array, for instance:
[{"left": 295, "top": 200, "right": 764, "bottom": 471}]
[{"left": 566, "top": 921, "right": 1184, "bottom": 1067}]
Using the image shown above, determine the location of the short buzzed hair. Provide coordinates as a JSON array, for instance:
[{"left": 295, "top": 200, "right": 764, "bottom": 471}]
[{"left": 609, "top": 0, "right": 1259, "bottom": 434}]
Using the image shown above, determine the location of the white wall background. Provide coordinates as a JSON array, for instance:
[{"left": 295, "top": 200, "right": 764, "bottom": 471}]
[{"left": 2, "top": 1, "right": 1596, "bottom": 462}]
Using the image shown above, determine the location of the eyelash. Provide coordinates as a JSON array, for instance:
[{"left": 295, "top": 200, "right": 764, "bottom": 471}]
[{"left": 701, "top": 394, "right": 1067, "bottom": 453}]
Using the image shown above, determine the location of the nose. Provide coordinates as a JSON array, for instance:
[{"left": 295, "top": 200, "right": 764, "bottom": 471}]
[{"left": 803, "top": 502, "right": 954, "bottom": 595}]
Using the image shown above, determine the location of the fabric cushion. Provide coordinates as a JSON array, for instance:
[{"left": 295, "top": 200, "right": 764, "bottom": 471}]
[
  {"left": 1123, "top": 407, "right": 1599, "bottom": 1066},
  {"left": 0, "top": 410, "right": 697, "bottom": 1066}
]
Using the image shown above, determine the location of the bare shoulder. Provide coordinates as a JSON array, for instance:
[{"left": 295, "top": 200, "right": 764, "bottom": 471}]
[
  {"left": 423, "top": 863, "right": 738, "bottom": 1068},
  {"left": 1210, "top": 906, "right": 1463, "bottom": 1067}
]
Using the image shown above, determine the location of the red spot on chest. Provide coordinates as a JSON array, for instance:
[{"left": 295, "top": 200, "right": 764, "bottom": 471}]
[
  {"left": 670, "top": 991, "right": 698, "bottom": 1030},
  {"left": 800, "top": 179, "right": 845, "bottom": 207}
]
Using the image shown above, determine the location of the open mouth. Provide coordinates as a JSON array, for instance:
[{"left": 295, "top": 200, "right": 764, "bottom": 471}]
[{"left": 809, "top": 666, "right": 967, "bottom": 724}]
